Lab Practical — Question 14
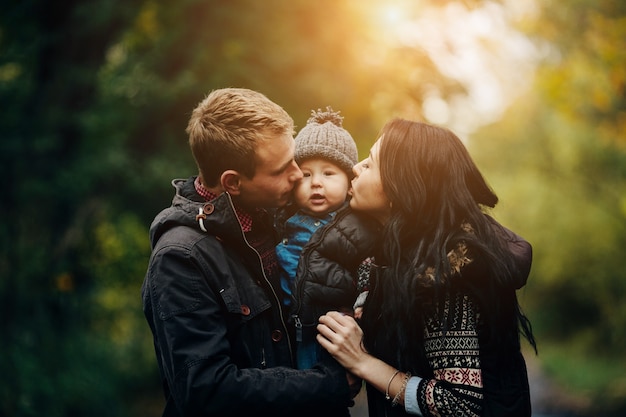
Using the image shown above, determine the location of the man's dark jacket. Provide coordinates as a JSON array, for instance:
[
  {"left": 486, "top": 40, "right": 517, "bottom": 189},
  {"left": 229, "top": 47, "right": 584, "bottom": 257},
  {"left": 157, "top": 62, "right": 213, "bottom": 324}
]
[{"left": 141, "top": 177, "right": 351, "bottom": 417}]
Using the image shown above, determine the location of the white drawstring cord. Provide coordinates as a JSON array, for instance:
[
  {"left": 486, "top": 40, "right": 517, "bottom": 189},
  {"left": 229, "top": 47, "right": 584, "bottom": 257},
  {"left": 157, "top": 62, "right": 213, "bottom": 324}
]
[{"left": 197, "top": 207, "right": 207, "bottom": 232}]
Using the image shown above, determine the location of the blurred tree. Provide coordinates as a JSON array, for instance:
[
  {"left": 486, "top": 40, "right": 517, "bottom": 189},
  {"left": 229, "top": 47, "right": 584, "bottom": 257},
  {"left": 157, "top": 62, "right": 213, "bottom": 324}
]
[
  {"left": 0, "top": 1, "right": 149, "bottom": 415},
  {"left": 101, "top": 0, "right": 470, "bottom": 163},
  {"left": 0, "top": 0, "right": 517, "bottom": 415}
]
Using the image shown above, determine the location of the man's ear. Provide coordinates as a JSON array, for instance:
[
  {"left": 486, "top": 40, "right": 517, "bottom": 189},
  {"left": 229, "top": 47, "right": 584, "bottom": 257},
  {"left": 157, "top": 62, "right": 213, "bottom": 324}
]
[{"left": 221, "top": 170, "right": 242, "bottom": 195}]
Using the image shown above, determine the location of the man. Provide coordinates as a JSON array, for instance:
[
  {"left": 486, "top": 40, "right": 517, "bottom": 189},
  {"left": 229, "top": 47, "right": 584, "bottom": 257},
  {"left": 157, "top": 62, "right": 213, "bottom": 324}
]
[{"left": 141, "top": 88, "right": 353, "bottom": 416}]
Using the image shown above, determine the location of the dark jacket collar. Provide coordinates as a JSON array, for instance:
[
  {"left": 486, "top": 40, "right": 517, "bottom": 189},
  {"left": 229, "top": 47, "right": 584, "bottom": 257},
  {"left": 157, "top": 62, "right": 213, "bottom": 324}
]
[{"left": 149, "top": 177, "right": 247, "bottom": 249}]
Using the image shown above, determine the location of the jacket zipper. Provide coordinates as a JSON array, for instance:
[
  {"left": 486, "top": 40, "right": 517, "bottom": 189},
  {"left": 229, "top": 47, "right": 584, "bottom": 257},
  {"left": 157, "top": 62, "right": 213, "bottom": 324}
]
[
  {"left": 294, "top": 316, "right": 302, "bottom": 342},
  {"left": 225, "top": 193, "right": 294, "bottom": 365}
]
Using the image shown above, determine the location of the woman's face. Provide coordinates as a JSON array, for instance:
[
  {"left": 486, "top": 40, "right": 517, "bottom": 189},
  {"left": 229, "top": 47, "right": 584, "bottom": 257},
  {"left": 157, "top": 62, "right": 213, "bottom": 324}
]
[{"left": 349, "top": 137, "right": 391, "bottom": 224}]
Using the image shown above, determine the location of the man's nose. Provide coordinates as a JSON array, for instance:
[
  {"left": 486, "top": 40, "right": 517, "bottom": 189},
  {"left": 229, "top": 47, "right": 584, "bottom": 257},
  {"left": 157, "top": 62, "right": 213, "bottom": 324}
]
[{"left": 291, "top": 163, "right": 303, "bottom": 182}]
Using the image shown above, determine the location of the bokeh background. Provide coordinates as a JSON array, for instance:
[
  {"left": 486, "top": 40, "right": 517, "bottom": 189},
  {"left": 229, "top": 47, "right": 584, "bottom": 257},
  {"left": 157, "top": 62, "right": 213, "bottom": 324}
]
[{"left": 1, "top": 0, "right": 625, "bottom": 416}]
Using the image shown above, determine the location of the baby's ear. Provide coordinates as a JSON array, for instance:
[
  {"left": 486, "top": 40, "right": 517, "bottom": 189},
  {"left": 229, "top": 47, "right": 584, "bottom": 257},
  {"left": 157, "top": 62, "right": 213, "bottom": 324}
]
[{"left": 220, "top": 170, "right": 241, "bottom": 195}]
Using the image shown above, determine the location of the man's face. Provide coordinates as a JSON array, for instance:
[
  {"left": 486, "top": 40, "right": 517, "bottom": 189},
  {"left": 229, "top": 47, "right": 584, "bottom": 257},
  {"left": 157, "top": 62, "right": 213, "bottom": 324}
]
[{"left": 237, "top": 132, "right": 303, "bottom": 209}]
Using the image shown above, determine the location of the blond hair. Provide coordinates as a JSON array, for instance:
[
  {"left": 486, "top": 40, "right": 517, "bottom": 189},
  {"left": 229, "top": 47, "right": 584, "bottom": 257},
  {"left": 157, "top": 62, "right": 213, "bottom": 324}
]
[{"left": 186, "top": 88, "right": 295, "bottom": 186}]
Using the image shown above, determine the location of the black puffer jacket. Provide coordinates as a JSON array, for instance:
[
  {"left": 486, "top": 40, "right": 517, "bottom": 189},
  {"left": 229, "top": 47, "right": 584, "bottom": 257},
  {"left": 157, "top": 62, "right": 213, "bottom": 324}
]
[
  {"left": 290, "top": 205, "right": 381, "bottom": 328},
  {"left": 141, "top": 177, "right": 352, "bottom": 417}
]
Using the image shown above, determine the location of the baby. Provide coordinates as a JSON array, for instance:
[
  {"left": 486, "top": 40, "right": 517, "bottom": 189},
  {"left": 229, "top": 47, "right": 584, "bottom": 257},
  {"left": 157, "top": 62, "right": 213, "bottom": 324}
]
[{"left": 276, "top": 107, "right": 379, "bottom": 369}]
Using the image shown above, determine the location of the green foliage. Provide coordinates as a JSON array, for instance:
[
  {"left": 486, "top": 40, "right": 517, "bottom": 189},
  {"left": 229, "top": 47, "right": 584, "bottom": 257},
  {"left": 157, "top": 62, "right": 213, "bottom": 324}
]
[
  {"left": 541, "top": 342, "right": 626, "bottom": 413},
  {"left": 0, "top": 209, "right": 156, "bottom": 417},
  {"left": 0, "top": 1, "right": 154, "bottom": 416},
  {"left": 471, "top": 1, "right": 626, "bottom": 411},
  {"left": 2, "top": 0, "right": 624, "bottom": 414},
  {"left": 1, "top": 1, "right": 467, "bottom": 415}
]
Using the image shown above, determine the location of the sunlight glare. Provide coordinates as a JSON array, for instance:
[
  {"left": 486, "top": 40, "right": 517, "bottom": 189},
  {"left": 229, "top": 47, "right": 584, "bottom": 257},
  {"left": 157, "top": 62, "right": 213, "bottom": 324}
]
[
  {"left": 383, "top": 6, "right": 402, "bottom": 25},
  {"left": 357, "top": 0, "right": 539, "bottom": 137},
  {"left": 376, "top": 0, "right": 416, "bottom": 34},
  {"left": 423, "top": 94, "right": 450, "bottom": 126}
]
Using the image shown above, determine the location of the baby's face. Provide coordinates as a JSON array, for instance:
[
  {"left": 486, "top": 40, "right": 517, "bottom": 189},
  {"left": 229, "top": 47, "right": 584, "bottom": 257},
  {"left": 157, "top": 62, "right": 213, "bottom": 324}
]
[{"left": 294, "top": 158, "right": 350, "bottom": 217}]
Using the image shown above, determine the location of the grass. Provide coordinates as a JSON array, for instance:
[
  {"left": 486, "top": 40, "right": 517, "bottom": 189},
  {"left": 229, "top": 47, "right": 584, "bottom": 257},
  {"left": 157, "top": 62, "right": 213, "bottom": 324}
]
[{"left": 538, "top": 339, "right": 626, "bottom": 414}]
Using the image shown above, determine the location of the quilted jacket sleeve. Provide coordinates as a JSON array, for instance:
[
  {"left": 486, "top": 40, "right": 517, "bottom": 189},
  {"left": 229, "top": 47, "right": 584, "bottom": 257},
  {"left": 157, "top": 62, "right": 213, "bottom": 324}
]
[{"left": 292, "top": 207, "right": 380, "bottom": 324}]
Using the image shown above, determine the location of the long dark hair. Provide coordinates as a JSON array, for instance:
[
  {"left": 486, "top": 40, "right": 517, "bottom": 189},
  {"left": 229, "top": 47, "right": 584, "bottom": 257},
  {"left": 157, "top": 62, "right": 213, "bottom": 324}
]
[{"left": 361, "top": 119, "right": 535, "bottom": 372}]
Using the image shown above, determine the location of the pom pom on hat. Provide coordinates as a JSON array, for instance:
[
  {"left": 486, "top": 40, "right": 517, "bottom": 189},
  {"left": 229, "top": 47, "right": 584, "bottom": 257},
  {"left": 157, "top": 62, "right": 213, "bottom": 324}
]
[{"left": 294, "top": 106, "right": 358, "bottom": 177}]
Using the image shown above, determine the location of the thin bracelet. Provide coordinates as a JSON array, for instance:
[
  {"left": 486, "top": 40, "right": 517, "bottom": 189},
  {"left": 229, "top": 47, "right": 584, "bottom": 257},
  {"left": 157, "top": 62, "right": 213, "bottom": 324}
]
[
  {"left": 391, "top": 372, "right": 412, "bottom": 407},
  {"left": 385, "top": 370, "right": 401, "bottom": 401}
]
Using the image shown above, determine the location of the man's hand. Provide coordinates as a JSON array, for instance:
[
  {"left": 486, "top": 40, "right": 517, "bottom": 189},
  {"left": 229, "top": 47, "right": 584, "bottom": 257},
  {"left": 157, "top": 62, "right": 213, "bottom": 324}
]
[{"left": 347, "top": 372, "right": 362, "bottom": 398}]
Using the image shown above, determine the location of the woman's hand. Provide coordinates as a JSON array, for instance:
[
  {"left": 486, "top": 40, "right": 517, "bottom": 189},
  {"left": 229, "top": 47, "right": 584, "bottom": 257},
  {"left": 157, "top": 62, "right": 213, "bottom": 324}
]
[
  {"left": 318, "top": 311, "right": 412, "bottom": 407},
  {"left": 316, "top": 311, "right": 370, "bottom": 377}
]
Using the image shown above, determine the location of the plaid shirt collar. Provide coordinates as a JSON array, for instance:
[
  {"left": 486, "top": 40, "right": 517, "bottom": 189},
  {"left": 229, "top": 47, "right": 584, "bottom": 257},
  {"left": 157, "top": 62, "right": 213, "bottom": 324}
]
[{"left": 194, "top": 176, "right": 254, "bottom": 232}]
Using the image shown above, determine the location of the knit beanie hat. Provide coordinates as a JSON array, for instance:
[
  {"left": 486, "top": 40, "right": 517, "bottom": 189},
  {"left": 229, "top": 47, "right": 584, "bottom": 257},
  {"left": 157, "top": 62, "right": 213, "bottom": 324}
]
[{"left": 294, "top": 107, "right": 358, "bottom": 177}]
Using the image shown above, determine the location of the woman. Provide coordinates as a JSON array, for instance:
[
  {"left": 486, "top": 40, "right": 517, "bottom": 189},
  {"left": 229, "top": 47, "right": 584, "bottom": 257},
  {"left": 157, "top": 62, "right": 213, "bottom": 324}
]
[{"left": 316, "top": 119, "right": 536, "bottom": 416}]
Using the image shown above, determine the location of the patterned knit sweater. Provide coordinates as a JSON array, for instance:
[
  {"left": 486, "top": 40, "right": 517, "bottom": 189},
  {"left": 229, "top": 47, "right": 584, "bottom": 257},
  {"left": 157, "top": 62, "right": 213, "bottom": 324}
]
[
  {"left": 364, "top": 222, "right": 532, "bottom": 417},
  {"left": 416, "top": 290, "right": 484, "bottom": 416}
]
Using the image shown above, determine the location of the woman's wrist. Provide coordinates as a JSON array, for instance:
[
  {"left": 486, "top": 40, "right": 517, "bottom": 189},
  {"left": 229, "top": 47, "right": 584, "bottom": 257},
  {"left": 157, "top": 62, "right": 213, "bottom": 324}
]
[{"left": 350, "top": 352, "right": 377, "bottom": 379}]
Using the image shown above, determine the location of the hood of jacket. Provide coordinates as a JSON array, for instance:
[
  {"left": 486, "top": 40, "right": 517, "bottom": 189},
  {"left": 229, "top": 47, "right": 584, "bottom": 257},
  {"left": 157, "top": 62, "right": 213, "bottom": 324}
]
[{"left": 149, "top": 177, "right": 247, "bottom": 249}]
